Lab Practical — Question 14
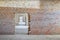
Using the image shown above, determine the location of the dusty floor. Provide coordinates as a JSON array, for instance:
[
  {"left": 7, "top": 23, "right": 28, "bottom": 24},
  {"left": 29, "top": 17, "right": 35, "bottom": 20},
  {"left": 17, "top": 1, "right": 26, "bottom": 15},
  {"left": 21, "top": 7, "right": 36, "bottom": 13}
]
[{"left": 0, "top": 35, "right": 60, "bottom": 40}]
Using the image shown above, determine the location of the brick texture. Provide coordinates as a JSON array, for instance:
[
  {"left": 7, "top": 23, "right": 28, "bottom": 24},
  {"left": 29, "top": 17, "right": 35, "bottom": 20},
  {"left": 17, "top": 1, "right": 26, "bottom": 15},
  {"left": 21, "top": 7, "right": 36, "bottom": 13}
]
[
  {"left": 0, "top": 0, "right": 60, "bottom": 35},
  {"left": 0, "top": 7, "right": 15, "bottom": 34}
]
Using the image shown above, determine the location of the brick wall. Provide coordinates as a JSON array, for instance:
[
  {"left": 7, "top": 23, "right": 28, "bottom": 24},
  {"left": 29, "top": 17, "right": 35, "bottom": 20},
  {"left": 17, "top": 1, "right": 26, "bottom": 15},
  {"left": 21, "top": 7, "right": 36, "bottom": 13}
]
[
  {"left": 0, "top": 0, "right": 60, "bottom": 35},
  {"left": 0, "top": 7, "right": 15, "bottom": 34},
  {"left": 0, "top": 7, "right": 40, "bottom": 34}
]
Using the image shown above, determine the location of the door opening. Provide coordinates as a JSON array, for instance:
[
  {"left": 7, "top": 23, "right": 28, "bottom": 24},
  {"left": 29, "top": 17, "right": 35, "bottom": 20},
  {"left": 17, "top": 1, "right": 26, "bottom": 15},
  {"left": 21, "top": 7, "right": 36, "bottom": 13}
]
[{"left": 15, "top": 13, "right": 29, "bottom": 35}]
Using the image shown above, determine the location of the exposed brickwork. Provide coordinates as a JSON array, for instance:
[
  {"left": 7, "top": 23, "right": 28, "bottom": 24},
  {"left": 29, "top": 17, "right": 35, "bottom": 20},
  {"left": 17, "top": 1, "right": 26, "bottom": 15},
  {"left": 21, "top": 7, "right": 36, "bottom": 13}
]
[
  {"left": 0, "top": 7, "right": 15, "bottom": 34},
  {"left": 0, "top": 0, "right": 60, "bottom": 35}
]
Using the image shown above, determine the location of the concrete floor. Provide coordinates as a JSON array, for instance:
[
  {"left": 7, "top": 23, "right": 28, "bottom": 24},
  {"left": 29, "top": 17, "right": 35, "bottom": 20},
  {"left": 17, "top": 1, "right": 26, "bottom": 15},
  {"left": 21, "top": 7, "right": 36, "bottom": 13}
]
[{"left": 0, "top": 35, "right": 60, "bottom": 40}]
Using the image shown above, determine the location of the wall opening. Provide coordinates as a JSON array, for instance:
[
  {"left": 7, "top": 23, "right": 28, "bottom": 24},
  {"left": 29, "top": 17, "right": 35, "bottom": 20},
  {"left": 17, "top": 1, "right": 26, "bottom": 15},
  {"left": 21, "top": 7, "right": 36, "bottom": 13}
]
[{"left": 15, "top": 13, "right": 29, "bottom": 35}]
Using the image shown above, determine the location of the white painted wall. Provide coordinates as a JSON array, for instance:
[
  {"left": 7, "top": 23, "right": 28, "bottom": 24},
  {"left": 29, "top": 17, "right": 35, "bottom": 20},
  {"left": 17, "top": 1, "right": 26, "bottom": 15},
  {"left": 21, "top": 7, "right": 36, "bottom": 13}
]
[{"left": 0, "top": 1, "right": 40, "bottom": 9}]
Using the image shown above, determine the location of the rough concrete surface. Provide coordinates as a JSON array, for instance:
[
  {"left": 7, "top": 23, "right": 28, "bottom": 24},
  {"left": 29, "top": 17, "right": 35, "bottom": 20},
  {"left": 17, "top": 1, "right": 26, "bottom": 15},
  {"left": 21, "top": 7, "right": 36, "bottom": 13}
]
[{"left": 0, "top": 35, "right": 60, "bottom": 40}]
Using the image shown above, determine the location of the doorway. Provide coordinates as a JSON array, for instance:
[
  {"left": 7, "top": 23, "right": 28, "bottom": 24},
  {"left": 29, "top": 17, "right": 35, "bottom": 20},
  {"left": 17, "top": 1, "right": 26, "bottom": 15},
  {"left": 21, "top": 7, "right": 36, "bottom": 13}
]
[{"left": 15, "top": 13, "right": 29, "bottom": 35}]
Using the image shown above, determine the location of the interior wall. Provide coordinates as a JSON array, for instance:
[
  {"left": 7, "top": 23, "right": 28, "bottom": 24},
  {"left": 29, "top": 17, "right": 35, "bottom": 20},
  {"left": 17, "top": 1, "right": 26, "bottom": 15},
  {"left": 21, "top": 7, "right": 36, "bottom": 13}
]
[
  {"left": 0, "top": 7, "right": 15, "bottom": 34},
  {"left": 39, "top": 0, "right": 60, "bottom": 34},
  {"left": 0, "top": 1, "right": 40, "bottom": 9},
  {"left": 0, "top": 1, "right": 40, "bottom": 35},
  {"left": 0, "top": 0, "right": 60, "bottom": 35},
  {"left": 0, "top": 7, "right": 40, "bottom": 34}
]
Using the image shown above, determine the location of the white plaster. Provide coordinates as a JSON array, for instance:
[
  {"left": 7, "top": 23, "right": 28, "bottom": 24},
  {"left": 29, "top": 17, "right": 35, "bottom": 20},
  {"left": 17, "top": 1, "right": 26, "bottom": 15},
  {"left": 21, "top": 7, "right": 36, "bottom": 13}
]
[{"left": 0, "top": 1, "right": 40, "bottom": 9}]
